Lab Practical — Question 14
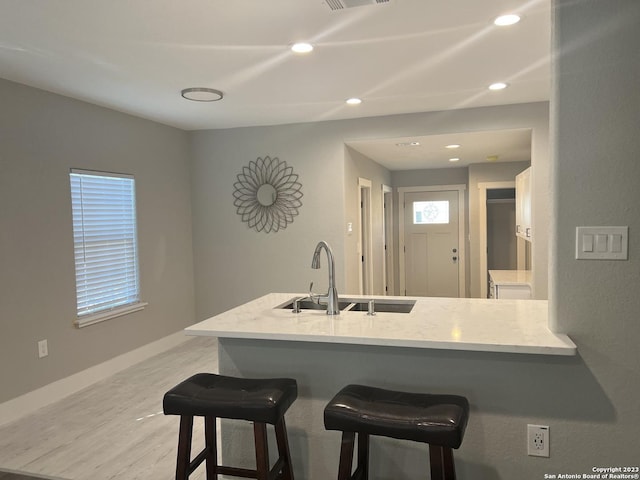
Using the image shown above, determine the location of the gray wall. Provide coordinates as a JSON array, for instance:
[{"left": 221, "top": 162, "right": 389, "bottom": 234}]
[
  {"left": 548, "top": 0, "right": 640, "bottom": 469},
  {"left": 392, "top": 166, "right": 469, "bottom": 188},
  {"left": 189, "top": 124, "right": 348, "bottom": 320},
  {"left": 343, "top": 146, "right": 392, "bottom": 295},
  {"left": 0, "top": 79, "right": 195, "bottom": 403},
  {"left": 191, "top": 103, "right": 550, "bottom": 320}
]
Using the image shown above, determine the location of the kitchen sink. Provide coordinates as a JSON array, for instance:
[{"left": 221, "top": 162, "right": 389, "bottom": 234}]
[{"left": 276, "top": 297, "right": 415, "bottom": 314}]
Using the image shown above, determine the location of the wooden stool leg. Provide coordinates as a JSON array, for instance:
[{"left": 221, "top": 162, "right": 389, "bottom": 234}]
[
  {"left": 176, "top": 416, "right": 194, "bottom": 480},
  {"left": 275, "top": 417, "right": 295, "bottom": 480},
  {"left": 337, "top": 431, "right": 356, "bottom": 480},
  {"left": 356, "top": 433, "right": 369, "bottom": 480},
  {"left": 441, "top": 446, "right": 456, "bottom": 479},
  {"left": 429, "top": 444, "right": 456, "bottom": 480},
  {"left": 253, "top": 422, "right": 270, "bottom": 480},
  {"left": 204, "top": 416, "right": 217, "bottom": 479}
]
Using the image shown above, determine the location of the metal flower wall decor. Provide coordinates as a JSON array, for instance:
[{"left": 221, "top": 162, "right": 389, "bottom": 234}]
[{"left": 233, "top": 156, "right": 303, "bottom": 233}]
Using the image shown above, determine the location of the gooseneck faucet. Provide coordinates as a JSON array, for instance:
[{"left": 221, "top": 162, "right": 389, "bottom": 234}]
[{"left": 311, "top": 241, "right": 340, "bottom": 315}]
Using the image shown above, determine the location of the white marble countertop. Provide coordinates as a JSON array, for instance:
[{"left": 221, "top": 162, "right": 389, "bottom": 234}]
[
  {"left": 185, "top": 293, "right": 576, "bottom": 356},
  {"left": 489, "top": 269, "right": 532, "bottom": 286}
]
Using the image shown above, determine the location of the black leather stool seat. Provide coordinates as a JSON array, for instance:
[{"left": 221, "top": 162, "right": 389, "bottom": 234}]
[
  {"left": 324, "top": 384, "right": 468, "bottom": 448},
  {"left": 324, "top": 384, "right": 469, "bottom": 480},
  {"left": 163, "top": 373, "right": 298, "bottom": 480},
  {"left": 163, "top": 373, "right": 298, "bottom": 424}
]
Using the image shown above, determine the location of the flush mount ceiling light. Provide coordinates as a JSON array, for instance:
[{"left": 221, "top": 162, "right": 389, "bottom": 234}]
[
  {"left": 396, "top": 141, "right": 420, "bottom": 147},
  {"left": 291, "top": 42, "right": 314, "bottom": 54},
  {"left": 486, "top": 155, "right": 499, "bottom": 162},
  {"left": 449, "top": 157, "right": 460, "bottom": 162},
  {"left": 346, "top": 97, "right": 362, "bottom": 105},
  {"left": 445, "top": 144, "right": 461, "bottom": 149},
  {"left": 494, "top": 14, "right": 521, "bottom": 26},
  {"left": 325, "top": 0, "right": 392, "bottom": 11},
  {"left": 181, "top": 88, "right": 224, "bottom": 102},
  {"left": 488, "top": 82, "right": 508, "bottom": 91}
]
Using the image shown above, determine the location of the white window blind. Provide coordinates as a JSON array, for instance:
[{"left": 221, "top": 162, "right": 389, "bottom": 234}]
[{"left": 70, "top": 169, "right": 141, "bottom": 325}]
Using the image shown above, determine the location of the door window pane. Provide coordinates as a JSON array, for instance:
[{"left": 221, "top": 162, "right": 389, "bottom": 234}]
[{"left": 413, "top": 201, "right": 450, "bottom": 224}]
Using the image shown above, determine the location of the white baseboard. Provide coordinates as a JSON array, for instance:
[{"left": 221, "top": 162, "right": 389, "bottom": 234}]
[{"left": 0, "top": 331, "right": 189, "bottom": 427}]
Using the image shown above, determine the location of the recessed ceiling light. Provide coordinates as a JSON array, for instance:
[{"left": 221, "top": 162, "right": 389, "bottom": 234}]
[
  {"left": 449, "top": 157, "right": 460, "bottom": 162},
  {"left": 291, "top": 42, "right": 314, "bottom": 54},
  {"left": 181, "top": 88, "right": 224, "bottom": 102},
  {"left": 494, "top": 14, "right": 521, "bottom": 26},
  {"left": 489, "top": 82, "right": 508, "bottom": 91},
  {"left": 346, "top": 98, "right": 362, "bottom": 105},
  {"left": 396, "top": 141, "right": 420, "bottom": 147},
  {"left": 445, "top": 144, "right": 461, "bottom": 149}
]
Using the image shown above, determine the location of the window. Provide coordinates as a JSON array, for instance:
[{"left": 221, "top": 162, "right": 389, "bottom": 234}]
[
  {"left": 70, "top": 169, "right": 145, "bottom": 327},
  {"left": 412, "top": 200, "right": 450, "bottom": 225}
]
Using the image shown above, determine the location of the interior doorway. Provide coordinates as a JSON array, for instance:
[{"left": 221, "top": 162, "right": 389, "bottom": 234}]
[
  {"left": 478, "top": 181, "right": 516, "bottom": 298},
  {"left": 487, "top": 189, "right": 517, "bottom": 271},
  {"left": 358, "top": 178, "right": 373, "bottom": 295},
  {"left": 382, "top": 185, "right": 394, "bottom": 295}
]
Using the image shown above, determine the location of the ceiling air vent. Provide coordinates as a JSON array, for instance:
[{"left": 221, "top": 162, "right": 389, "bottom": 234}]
[{"left": 325, "top": 0, "right": 391, "bottom": 11}]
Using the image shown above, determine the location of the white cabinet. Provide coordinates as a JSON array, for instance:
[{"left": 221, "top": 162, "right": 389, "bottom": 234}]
[
  {"left": 489, "top": 270, "right": 532, "bottom": 299},
  {"left": 515, "top": 167, "right": 532, "bottom": 241}
]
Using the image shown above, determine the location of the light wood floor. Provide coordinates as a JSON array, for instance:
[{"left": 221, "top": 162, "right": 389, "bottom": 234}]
[{"left": 0, "top": 337, "right": 219, "bottom": 480}]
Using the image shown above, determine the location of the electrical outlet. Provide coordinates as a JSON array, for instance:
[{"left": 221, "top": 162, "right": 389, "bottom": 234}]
[
  {"left": 38, "top": 339, "right": 48, "bottom": 358},
  {"left": 527, "top": 424, "right": 549, "bottom": 457}
]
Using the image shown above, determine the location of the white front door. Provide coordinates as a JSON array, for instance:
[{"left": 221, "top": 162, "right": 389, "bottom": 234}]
[{"left": 404, "top": 190, "right": 460, "bottom": 297}]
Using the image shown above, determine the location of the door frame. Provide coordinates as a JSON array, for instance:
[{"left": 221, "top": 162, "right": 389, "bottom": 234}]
[
  {"left": 381, "top": 184, "right": 394, "bottom": 295},
  {"left": 478, "top": 181, "right": 515, "bottom": 299},
  {"left": 358, "top": 177, "right": 374, "bottom": 295},
  {"left": 398, "top": 185, "right": 467, "bottom": 297}
]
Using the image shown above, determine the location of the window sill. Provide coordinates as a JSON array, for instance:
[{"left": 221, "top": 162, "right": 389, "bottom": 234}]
[{"left": 74, "top": 302, "right": 148, "bottom": 328}]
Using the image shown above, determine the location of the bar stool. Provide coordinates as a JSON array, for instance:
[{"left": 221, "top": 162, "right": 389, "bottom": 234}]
[
  {"left": 163, "top": 373, "right": 297, "bottom": 480},
  {"left": 324, "top": 384, "right": 469, "bottom": 480}
]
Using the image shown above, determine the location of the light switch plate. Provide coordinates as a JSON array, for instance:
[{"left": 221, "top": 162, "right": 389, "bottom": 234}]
[{"left": 576, "top": 226, "right": 628, "bottom": 260}]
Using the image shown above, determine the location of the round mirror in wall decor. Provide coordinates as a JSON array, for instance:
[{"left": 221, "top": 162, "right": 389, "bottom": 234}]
[{"left": 232, "top": 156, "right": 303, "bottom": 233}]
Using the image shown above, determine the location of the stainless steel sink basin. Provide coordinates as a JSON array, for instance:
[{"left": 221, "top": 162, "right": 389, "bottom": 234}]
[
  {"left": 276, "top": 297, "right": 415, "bottom": 314},
  {"left": 345, "top": 299, "right": 415, "bottom": 314},
  {"left": 275, "top": 298, "right": 354, "bottom": 311}
]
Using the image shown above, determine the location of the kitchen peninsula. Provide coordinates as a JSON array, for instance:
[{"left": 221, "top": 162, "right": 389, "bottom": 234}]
[{"left": 185, "top": 293, "right": 575, "bottom": 478}]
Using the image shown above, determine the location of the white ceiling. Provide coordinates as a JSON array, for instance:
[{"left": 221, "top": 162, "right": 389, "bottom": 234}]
[
  {"left": 0, "top": 0, "right": 549, "bottom": 168},
  {"left": 347, "top": 128, "right": 532, "bottom": 170}
]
